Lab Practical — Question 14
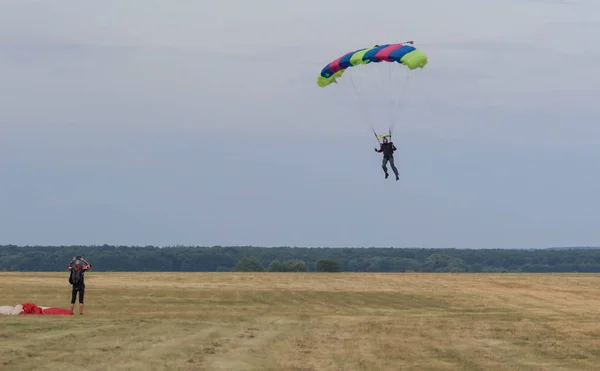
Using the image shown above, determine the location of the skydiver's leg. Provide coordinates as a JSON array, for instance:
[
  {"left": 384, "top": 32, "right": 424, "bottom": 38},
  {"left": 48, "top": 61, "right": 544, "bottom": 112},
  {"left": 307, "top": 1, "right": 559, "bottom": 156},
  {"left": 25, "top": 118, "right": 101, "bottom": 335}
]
[
  {"left": 79, "top": 287, "right": 85, "bottom": 314},
  {"left": 389, "top": 157, "right": 399, "bottom": 179},
  {"left": 382, "top": 158, "right": 389, "bottom": 178}
]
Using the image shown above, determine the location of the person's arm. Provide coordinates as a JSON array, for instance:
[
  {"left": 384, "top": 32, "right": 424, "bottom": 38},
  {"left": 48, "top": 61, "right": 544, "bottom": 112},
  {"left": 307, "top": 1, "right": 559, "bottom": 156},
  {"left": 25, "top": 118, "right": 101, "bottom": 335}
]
[{"left": 374, "top": 145, "right": 383, "bottom": 152}]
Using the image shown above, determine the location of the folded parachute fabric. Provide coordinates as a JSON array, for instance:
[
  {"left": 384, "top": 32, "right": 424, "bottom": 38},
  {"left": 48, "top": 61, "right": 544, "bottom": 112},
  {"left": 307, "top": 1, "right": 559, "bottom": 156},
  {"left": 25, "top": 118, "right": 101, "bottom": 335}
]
[
  {"left": 42, "top": 307, "right": 74, "bottom": 315},
  {"left": 0, "top": 305, "right": 24, "bottom": 315},
  {"left": 20, "top": 303, "right": 44, "bottom": 314},
  {"left": 0, "top": 303, "right": 73, "bottom": 315},
  {"left": 0, "top": 306, "right": 15, "bottom": 315}
]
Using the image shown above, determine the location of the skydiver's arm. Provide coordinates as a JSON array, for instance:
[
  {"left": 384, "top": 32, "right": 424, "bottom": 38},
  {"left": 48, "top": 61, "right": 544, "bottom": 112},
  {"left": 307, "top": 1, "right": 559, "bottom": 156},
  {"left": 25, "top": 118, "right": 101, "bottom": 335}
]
[{"left": 392, "top": 144, "right": 397, "bottom": 151}]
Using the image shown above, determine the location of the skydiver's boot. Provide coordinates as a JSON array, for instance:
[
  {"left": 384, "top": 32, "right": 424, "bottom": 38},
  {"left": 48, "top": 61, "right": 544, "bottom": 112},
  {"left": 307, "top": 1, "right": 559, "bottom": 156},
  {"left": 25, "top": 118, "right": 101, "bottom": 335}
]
[
  {"left": 396, "top": 175, "right": 399, "bottom": 181},
  {"left": 382, "top": 158, "right": 389, "bottom": 179}
]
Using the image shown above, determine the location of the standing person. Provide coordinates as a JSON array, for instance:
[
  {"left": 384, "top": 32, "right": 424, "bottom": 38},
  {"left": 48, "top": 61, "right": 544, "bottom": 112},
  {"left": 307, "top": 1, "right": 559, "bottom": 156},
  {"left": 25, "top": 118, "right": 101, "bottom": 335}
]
[{"left": 68, "top": 256, "right": 92, "bottom": 315}]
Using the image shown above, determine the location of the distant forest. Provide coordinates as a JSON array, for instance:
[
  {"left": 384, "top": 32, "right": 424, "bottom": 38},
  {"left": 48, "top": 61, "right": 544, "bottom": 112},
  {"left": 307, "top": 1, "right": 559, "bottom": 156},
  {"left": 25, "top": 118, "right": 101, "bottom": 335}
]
[{"left": 2, "top": 245, "right": 600, "bottom": 273}]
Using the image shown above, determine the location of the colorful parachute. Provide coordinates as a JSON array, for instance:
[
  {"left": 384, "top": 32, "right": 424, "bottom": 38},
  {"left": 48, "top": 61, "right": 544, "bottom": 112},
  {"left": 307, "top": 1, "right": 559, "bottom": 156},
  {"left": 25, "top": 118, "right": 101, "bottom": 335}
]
[
  {"left": 317, "top": 42, "right": 427, "bottom": 88},
  {"left": 316, "top": 41, "right": 428, "bottom": 143}
]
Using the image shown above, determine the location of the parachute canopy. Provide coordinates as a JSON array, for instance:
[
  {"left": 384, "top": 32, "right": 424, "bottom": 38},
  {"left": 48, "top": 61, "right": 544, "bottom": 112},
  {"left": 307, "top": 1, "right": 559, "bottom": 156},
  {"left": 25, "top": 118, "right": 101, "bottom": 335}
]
[
  {"left": 317, "top": 42, "right": 428, "bottom": 88},
  {"left": 315, "top": 41, "right": 428, "bottom": 143}
]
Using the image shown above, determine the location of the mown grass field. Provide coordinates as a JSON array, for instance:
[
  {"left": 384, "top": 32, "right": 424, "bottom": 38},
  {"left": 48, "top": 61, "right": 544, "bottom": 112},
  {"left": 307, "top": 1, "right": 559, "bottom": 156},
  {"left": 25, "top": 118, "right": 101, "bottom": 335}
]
[{"left": 1, "top": 272, "right": 600, "bottom": 370}]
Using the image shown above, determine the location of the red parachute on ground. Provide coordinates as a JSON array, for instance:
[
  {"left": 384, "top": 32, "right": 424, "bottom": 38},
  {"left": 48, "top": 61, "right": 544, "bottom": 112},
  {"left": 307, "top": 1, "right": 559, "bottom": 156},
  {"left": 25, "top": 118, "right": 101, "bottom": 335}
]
[{"left": 0, "top": 303, "right": 73, "bottom": 315}]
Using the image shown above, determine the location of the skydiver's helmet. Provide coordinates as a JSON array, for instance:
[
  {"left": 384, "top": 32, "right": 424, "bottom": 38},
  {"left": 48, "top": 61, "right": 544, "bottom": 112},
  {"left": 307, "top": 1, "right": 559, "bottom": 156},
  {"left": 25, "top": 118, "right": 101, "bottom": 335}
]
[
  {"left": 72, "top": 256, "right": 85, "bottom": 268},
  {"left": 382, "top": 137, "right": 388, "bottom": 143}
]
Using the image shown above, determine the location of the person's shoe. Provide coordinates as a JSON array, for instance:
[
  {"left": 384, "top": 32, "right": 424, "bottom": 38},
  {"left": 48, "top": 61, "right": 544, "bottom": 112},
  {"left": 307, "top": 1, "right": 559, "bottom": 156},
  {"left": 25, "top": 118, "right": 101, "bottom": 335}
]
[
  {"left": 385, "top": 173, "right": 389, "bottom": 179},
  {"left": 396, "top": 175, "right": 399, "bottom": 181}
]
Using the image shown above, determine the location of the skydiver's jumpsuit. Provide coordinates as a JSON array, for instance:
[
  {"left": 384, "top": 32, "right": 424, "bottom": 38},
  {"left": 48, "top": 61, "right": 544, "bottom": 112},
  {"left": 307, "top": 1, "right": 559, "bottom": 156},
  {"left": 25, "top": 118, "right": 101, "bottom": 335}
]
[{"left": 376, "top": 142, "right": 399, "bottom": 178}]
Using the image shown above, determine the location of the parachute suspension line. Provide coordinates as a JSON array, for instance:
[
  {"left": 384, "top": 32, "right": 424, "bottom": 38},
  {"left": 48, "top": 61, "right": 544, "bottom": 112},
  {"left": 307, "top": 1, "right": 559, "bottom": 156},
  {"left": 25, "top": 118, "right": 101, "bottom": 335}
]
[
  {"left": 373, "top": 128, "right": 381, "bottom": 144},
  {"left": 389, "top": 68, "right": 414, "bottom": 141},
  {"left": 387, "top": 62, "right": 399, "bottom": 138},
  {"left": 388, "top": 63, "right": 393, "bottom": 137},
  {"left": 352, "top": 62, "right": 413, "bottom": 144},
  {"left": 345, "top": 66, "right": 381, "bottom": 145}
]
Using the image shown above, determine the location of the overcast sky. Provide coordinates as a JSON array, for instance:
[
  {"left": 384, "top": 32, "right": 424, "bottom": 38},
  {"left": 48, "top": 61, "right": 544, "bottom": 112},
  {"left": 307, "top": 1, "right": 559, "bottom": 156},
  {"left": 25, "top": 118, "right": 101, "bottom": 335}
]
[{"left": 1, "top": 0, "right": 599, "bottom": 249}]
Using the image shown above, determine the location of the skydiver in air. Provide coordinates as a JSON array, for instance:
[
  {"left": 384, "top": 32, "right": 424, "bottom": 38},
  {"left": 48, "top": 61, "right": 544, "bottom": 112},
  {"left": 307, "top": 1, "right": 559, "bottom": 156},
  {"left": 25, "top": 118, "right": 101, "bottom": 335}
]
[{"left": 374, "top": 136, "right": 399, "bottom": 180}]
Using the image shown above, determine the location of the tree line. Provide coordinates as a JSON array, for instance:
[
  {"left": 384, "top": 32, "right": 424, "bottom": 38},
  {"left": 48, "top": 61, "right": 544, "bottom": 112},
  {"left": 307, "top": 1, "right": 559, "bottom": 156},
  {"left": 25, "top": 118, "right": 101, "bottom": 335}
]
[{"left": 2, "top": 245, "right": 600, "bottom": 272}]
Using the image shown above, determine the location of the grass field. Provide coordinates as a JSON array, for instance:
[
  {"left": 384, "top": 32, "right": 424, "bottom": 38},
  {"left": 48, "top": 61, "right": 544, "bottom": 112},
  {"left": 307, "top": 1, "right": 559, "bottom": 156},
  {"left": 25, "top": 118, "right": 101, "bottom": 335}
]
[{"left": 1, "top": 272, "right": 600, "bottom": 370}]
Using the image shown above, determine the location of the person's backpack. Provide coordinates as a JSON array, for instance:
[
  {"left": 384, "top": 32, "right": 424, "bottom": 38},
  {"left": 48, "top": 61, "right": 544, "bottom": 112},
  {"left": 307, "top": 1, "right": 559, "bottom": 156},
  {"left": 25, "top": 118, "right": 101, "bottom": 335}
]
[{"left": 69, "top": 266, "right": 84, "bottom": 286}]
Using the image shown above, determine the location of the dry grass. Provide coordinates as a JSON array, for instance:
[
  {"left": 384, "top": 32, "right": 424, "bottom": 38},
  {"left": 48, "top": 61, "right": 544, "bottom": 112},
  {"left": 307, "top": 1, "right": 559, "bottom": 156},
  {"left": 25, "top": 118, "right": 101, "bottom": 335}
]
[{"left": 1, "top": 272, "right": 600, "bottom": 370}]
